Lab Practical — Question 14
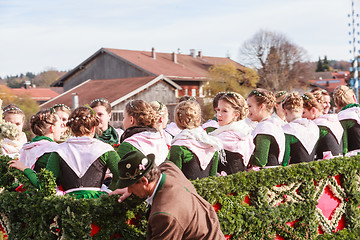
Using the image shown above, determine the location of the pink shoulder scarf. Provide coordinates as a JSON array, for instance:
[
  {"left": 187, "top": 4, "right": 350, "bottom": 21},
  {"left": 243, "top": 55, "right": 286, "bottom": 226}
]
[
  {"left": 56, "top": 137, "right": 114, "bottom": 178},
  {"left": 202, "top": 119, "right": 219, "bottom": 130},
  {"left": 19, "top": 140, "right": 58, "bottom": 169},
  {"left": 252, "top": 117, "right": 285, "bottom": 164},
  {"left": 124, "top": 131, "right": 169, "bottom": 166},
  {"left": 313, "top": 114, "right": 343, "bottom": 144},
  {"left": 337, "top": 107, "right": 360, "bottom": 124},
  {"left": 172, "top": 127, "right": 223, "bottom": 170},
  {"left": 282, "top": 118, "right": 319, "bottom": 155},
  {"left": 210, "top": 120, "right": 254, "bottom": 167}
]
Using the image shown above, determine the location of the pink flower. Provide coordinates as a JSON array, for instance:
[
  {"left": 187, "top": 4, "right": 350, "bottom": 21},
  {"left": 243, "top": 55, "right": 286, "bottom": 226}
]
[
  {"left": 139, "top": 164, "right": 146, "bottom": 171},
  {"left": 322, "top": 151, "right": 334, "bottom": 160}
]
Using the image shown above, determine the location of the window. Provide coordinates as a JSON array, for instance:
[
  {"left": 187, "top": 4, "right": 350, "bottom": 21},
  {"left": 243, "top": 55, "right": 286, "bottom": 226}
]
[
  {"left": 199, "top": 86, "right": 204, "bottom": 97},
  {"left": 191, "top": 88, "right": 196, "bottom": 97},
  {"left": 184, "top": 88, "right": 188, "bottom": 96},
  {"left": 110, "top": 111, "right": 123, "bottom": 122}
]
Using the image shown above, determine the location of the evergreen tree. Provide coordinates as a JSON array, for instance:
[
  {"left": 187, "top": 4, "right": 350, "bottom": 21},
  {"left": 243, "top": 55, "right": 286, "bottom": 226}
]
[
  {"left": 316, "top": 57, "right": 324, "bottom": 72},
  {"left": 323, "top": 56, "right": 330, "bottom": 71},
  {"left": 25, "top": 72, "right": 35, "bottom": 80}
]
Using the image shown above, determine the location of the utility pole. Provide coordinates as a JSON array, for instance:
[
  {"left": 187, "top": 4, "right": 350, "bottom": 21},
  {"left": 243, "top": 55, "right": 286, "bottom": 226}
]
[{"left": 348, "top": 0, "right": 360, "bottom": 101}]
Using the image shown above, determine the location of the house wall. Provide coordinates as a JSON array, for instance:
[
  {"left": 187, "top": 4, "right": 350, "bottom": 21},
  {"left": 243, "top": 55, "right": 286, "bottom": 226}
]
[
  {"left": 63, "top": 53, "right": 151, "bottom": 91},
  {"left": 172, "top": 80, "right": 202, "bottom": 97},
  {"left": 110, "top": 80, "right": 178, "bottom": 126}
]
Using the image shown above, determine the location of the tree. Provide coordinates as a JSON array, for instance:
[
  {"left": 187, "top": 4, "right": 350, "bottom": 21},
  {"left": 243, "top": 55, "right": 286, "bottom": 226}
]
[
  {"left": 6, "top": 76, "right": 26, "bottom": 88},
  {"left": 239, "top": 30, "right": 310, "bottom": 91},
  {"left": 322, "top": 56, "right": 330, "bottom": 71},
  {"left": 33, "top": 69, "right": 63, "bottom": 87},
  {"left": 205, "top": 64, "right": 259, "bottom": 97},
  {"left": 316, "top": 57, "right": 324, "bottom": 72},
  {"left": 25, "top": 72, "right": 36, "bottom": 80},
  {"left": 202, "top": 64, "right": 259, "bottom": 120}
]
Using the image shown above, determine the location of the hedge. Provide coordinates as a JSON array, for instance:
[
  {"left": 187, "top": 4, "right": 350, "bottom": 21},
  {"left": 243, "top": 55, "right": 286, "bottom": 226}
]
[{"left": 1, "top": 155, "right": 360, "bottom": 239}]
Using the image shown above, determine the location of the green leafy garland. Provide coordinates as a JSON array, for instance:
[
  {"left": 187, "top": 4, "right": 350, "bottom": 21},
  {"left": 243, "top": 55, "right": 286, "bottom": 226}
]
[{"left": 1, "top": 155, "right": 360, "bottom": 239}]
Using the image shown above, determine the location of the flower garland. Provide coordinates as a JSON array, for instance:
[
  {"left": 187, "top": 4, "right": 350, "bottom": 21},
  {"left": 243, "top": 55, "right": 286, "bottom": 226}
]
[
  {"left": 0, "top": 99, "right": 19, "bottom": 142},
  {"left": 0, "top": 154, "right": 360, "bottom": 238},
  {"left": 314, "top": 176, "right": 346, "bottom": 233},
  {"left": 356, "top": 174, "right": 360, "bottom": 192},
  {"left": 0, "top": 122, "right": 19, "bottom": 141},
  {"left": 266, "top": 182, "right": 304, "bottom": 206},
  {"left": 0, "top": 212, "right": 9, "bottom": 236},
  {"left": 49, "top": 215, "right": 64, "bottom": 239}
]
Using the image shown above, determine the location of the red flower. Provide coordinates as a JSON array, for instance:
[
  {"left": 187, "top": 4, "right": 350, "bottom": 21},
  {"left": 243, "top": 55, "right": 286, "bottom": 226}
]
[
  {"left": 283, "top": 194, "right": 287, "bottom": 199},
  {"left": 126, "top": 214, "right": 140, "bottom": 227},
  {"left": 213, "top": 202, "right": 222, "bottom": 212},
  {"left": 225, "top": 234, "right": 232, "bottom": 240},
  {"left": 15, "top": 184, "right": 26, "bottom": 193}
]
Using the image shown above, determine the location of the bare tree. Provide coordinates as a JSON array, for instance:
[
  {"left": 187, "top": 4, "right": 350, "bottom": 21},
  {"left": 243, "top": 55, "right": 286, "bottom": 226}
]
[{"left": 240, "top": 30, "right": 311, "bottom": 91}]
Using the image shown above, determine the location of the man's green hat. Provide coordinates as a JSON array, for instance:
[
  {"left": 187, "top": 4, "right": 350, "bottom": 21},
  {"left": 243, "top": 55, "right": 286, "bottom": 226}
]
[{"left": 117, "top": 151, "right": 155, "bottom": 188}]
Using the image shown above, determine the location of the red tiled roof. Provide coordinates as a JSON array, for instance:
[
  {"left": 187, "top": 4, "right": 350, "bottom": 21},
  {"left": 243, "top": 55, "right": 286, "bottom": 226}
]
[
  {"left": 309, "top": 78, "right": 348, "bottom": 93},
  {"left": 41, "top": 76, "right": 171, "bottom": 109},
  {"left": 332, "top": 71, "right": 350, "bottom": 80},
  {"left": 12, "top": 88, "right": 59, "bottom": 101},
  {"left": 309, "top": 72, "right": 333, "bottom": 80},
  {"left": 105, "top": 48, "right": 244, "bottom": 79},
  {"left": 52, "top": 48, "right": 245, "bottom": 87}
]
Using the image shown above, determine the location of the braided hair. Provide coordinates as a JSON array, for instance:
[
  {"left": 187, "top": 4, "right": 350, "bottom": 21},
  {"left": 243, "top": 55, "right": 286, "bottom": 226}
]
[
  {"left": 175, "top": 100, "right": 201, "bottom": 130},
  {"left": 30, "top": 109, "right": 59, "bottom": 136},
  {"left": 282, "top": 92, "right": 303, "bottom": 112},
  {"left": 247, "top": 88, "right": 276, "bottom": 112},
  {"left": 219, "top": 92, "right": 248, "bottom": 121},
  {"left": 333, "top": 85, "right": 355, "bottom": 109},
  {"left": 125, "top": 100, "right": 158, "bottom": 128},
  {"left": 303, "top": 91, "right": 324, "bottom": 112},
  {"left": 67, "top": 106, "right": 99, "bottom": 136}
]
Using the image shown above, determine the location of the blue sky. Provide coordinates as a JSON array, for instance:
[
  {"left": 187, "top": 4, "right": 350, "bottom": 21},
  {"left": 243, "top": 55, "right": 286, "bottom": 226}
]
[{"left": 0, "top": 0, "right": 354, "bottom": 77}]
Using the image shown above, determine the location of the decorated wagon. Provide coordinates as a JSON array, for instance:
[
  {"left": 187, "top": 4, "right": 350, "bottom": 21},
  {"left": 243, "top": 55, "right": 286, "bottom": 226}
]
[
  {"left": 0, "top": 100, "right": 359, "bottom": 239},
  {"left": 0, "top": 155, "right": 360, "bottom": 239}
]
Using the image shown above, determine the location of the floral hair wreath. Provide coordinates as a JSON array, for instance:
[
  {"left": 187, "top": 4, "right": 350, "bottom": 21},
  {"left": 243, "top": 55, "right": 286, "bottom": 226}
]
[
  {"left": 251, "top": 90, "right": 263, "bottom": 97},
  {"left": 157, "top": 101, "right": 163, "bottom": 111},
  {"left": 302, "top": 94, "right": 311, "bottom": 101},
  {"left": 49, "top": 107, "right": 57, "bottom": 114},
  {"left": 3, "top": 107, "right": 23, "bottom": 114},
  {"left": 91, "top": 98, "right": 109, "bottom": 105},
  {"left": 84, "top": 105, "right": 96, "bottom": 116},
  {"left": 30, "top": 109, "right": 56, "bottom": 124},
  {"left": 225, "top": 92, "right": 241, "bottom": 100},
  {"left": 129, "top": 100, "right": 134, "bottom": 109},
  {"left": 68, "top": 105, "right": 96, "bottom": 123},
  {"left": 68, "top": 114, "right": 93, "bottom": 122},
  {"left": 52, "top": 104, "right": 71, "bottom": 111},
  {"left": 214, "top": 92, "right": 226, "bottom": 98},
  {"left": 276, "top": 91, "right": 287, "bottom": 98}
]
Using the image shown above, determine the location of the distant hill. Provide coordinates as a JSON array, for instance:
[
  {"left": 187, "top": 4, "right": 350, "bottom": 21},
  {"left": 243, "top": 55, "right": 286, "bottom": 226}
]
[{"left": 0, "top": 70, "right": 68, "bottom": 89}]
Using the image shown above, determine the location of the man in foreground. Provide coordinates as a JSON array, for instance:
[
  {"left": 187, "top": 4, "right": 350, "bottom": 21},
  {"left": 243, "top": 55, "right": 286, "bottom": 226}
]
[{"left": 115, "top": 151, "right": 225, "bottom": 240}]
